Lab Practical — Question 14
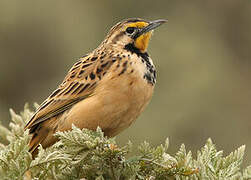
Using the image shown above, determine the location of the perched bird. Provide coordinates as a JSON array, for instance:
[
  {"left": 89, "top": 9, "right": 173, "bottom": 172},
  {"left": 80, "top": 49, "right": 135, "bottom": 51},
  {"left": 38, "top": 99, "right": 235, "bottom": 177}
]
[{"left": 25, "top": 18, "right": 167, "bottom": 156}]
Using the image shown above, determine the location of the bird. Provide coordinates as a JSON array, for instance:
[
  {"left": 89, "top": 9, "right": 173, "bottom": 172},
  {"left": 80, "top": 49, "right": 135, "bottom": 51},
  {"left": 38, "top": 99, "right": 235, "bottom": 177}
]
[{"left": 24, "top": 18, "right": 167, "bottom": 156}]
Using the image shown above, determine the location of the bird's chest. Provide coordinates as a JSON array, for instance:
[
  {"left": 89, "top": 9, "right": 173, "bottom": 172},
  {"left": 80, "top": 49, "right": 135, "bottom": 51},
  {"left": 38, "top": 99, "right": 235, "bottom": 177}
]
[
  {"left": 100, "top": 82, "right": 154, "bottom": 137},
  {"left": 134, "top": 55, "right": 156, "bottom": 85},
  {"left": 93, "top": 54, "right": 155, "bottom": 136},
  {"left": 109, "top": 52, "right": 156, "bottom": 106}
]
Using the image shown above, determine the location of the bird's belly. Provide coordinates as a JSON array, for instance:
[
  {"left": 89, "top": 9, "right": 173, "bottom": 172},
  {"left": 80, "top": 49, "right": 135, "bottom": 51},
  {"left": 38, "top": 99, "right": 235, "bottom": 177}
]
[{"left": 59, "top": 72, "right": 154, "bottom": 137}]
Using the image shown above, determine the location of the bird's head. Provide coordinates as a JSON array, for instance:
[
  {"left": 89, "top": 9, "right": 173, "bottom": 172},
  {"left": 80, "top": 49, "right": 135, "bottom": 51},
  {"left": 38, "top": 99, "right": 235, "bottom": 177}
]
[{"left": 104, "top": 18, "right": 167, "bottom": 53}]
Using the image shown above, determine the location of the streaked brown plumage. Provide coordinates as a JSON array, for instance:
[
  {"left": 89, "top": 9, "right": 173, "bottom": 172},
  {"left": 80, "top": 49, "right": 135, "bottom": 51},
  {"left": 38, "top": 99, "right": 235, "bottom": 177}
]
[{"left": 25, "top": 18, "right": 167, "bottom": 156}]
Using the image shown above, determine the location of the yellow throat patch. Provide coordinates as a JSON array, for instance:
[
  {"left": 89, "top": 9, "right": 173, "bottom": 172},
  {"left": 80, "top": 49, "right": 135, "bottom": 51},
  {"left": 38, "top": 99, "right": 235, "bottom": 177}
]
[
  {"left": 135, "top": 31, "right": 152, "bottom": 52},
  {"left": 125, "top": 21, "right": 152, "bottom": 53}
]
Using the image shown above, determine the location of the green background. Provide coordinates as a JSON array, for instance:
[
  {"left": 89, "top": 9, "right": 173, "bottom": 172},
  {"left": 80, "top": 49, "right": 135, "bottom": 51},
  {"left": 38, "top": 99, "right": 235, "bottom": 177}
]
[{"left": 0, "top": 0, "right": 250, "bottom": 165}]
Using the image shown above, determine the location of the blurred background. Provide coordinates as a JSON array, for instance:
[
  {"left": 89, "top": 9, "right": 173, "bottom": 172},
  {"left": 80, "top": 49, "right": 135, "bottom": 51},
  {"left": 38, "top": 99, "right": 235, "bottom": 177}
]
[{"left": 0, "top": 0, "right": 250, "bottom": 165}]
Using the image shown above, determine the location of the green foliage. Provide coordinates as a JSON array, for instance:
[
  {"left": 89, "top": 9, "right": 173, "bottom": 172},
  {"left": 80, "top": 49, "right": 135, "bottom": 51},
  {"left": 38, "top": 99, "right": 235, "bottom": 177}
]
[{"left": 0, "top": 104, "right": 250, "bottom": 180}]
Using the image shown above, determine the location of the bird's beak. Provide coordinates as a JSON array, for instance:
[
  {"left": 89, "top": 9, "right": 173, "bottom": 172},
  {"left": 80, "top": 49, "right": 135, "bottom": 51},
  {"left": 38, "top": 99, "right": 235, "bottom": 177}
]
[{"left": 133, "top": 19, "right": 168, "bottom": 39}]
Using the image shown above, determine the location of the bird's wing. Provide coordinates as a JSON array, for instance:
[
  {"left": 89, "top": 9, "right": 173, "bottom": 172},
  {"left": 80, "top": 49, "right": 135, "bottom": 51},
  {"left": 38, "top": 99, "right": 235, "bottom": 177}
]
[{"left": 25, "top": 54, "right": 114, "bottom": 132}]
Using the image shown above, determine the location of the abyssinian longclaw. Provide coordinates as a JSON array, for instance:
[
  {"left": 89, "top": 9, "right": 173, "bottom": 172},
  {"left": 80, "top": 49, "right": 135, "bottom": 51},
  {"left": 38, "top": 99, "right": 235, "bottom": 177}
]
[{"left": 25, "top": 18, "right": 167, "bottom": 156}]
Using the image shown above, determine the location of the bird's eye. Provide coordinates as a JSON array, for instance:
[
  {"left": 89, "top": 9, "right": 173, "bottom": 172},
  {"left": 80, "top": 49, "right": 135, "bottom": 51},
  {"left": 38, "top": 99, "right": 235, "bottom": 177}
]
[{"left": 126, "top": 27, "right": 136, "bottom": 34}]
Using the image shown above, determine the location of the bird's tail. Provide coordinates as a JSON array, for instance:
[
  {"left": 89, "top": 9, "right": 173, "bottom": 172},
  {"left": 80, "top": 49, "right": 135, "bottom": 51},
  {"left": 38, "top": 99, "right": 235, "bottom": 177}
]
[
  {"left": 28, "top": 118, "right": 58, "bottom": 158},
  {"left": 29, "top": 131, "right": 46, "bottom": 158}
]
